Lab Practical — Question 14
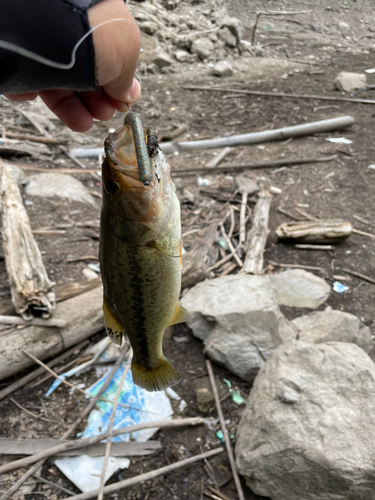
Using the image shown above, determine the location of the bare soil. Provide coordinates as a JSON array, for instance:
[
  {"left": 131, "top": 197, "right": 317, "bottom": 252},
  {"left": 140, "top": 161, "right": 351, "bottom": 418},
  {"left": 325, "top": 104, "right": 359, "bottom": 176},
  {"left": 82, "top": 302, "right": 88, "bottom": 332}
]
[{"left": 1, "top": 1, "right": 375, "bottom": 499}]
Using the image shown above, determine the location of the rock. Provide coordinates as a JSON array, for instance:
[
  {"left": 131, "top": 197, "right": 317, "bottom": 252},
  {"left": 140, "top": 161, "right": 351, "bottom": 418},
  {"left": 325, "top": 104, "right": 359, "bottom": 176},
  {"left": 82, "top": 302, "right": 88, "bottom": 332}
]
[
  {"left": 181, "top": 274, "right": 296, "bottom": 381},
  {"left": 218, "top": 27, "right": 237, "bottom": 48},
  {"left": 194, "top": 376, "right": 226, "bottom": 414},
  {"left": 139, "top": 21, "right": 157, "bottom": 35},
  {"left": 233, "top": 176, "right": 259, "bottom": 195},
  {"left": 7, "top": 164, "right": 27, "bottom": 187},
  {"left": 146, "top": 63, "right": 159, "bottom": 74},
  {"left": 212, "top": 61, "right": 233, "bottom": 77},
  {"left": 333, "top": 71, "right": 367, "bottom": 92},
  {"left": 292, "top": 306, "right": 374, "bottom": 357},
  {"left": 236, "top": 341, "right": 375, "bottom": 500},
  {"left": 24, "top": 173, "right": 96, "bottom": 207},
  {"left": 222, "top": 17, "right": 242, "bottom": 43},
  {"left": 153, "top": 51, "right": 173, "bottom": 68},
  {"left": 174, "top": 49, "right": 191, "bottom": 62},
  {"left": 268, "top": 269, "right": 330, "bottom": 309},
  {"left": 338, "top": 21, "right": 350, "bottom": 33},
  {"left": 190, "top": 37, "right": 214, "bottom": 60}
]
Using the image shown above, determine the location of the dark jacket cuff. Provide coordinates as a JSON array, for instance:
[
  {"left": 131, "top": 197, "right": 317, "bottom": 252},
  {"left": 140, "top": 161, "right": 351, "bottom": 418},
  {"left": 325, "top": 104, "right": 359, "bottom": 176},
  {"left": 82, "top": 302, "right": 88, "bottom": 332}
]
[{"left": 0, "top": 0, "right": 105, "bottom": 94}]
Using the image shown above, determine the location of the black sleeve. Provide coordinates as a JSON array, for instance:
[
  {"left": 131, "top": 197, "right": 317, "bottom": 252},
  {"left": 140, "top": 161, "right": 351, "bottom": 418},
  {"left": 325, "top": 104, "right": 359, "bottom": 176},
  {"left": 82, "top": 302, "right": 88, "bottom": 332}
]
[{"left": 0, "top": 0, "right": 105, "bottom": 94}]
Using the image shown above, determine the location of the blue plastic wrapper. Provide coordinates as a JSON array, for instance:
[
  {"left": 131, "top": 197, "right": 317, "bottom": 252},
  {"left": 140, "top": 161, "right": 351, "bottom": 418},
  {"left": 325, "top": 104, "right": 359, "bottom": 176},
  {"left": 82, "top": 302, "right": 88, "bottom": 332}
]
[{"left": 81, "top": 360, "right": 183, "bottom": 442}]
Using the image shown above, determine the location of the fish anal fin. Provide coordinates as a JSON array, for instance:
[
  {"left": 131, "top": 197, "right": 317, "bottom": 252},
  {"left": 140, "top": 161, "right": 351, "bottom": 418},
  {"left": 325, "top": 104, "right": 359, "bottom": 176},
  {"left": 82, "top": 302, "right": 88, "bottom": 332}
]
[
  {"left": 103, "top": 297, "right": 124, "bottom": 346},
  {"left": 170, "top": 302, "right": 191, "bottom": 326},
  {"left": 132, "top": 357, "right": 180, "bottom": 392}
]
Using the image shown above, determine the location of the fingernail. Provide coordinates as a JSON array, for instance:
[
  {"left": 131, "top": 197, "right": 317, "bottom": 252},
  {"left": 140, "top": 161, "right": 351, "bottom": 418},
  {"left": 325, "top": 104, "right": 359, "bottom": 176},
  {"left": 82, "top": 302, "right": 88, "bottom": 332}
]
[{"left": 125, "top": 78, "right": 141, "bottom": 102}]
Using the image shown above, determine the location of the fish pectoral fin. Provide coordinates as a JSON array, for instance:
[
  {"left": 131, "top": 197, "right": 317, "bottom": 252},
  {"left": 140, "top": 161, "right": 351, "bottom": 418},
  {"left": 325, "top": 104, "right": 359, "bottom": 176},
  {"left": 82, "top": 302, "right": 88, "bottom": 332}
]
[
  {"left": 147, "top": 241, "right": 180, "bottom": 258},
  {"left": 103, "top": 298, "right": 124, "bottom": 346},
  {"left": 170, "top": 302, "right": 191, "bottom": 325},
  {"left": 132, "top": 357, "right": 180, "bottom": 392}
]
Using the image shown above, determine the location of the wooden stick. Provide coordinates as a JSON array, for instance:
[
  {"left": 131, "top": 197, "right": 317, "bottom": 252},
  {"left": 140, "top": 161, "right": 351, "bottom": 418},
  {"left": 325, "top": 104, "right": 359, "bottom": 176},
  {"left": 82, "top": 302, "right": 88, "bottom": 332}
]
[
  {"left": 0, "top": 160, "right": 55, "bottom": 319},
  {"left": 97, "top": 361, "right": 130, "bottom": 500},
  {"left": 0, "top": 339, "right": 90, "bottom": 402},
  {"left": 242, "top": 190, "right": 271, "bottom": 274},
  {"left": 10, "top": 398, "right": 51, "bottom": 423},
  {"left": 342, "top": 268, "right": 375, "bottom": 285},
  {"left": 4, "top": 131, "right": 65, "bottom": 145},
  {"left": 171, "top": 156, "right": 338, "bottom": 173},
  {"left": 206, "top": 359, "right": 245, "bottom": 500},
  {"left": 183, "top": 85, "right": 375, "bottom": 105},
  {"left": 206, "top": 147, "right": 231, "bottom": 168},
  {"left": 251, "top": 10, "right": 311, "bottom": 44},
  {"left": 219, "top": 223, "right": 243, "bottom": 268},
  {"left": 0, "top": 315, "right": 66, "bottom": 328},
  {"left": 207, "top": 485, "right": 235, "bottom": 500},
  {"left": 0, "top": 345, "right": 129, "bottom": 500},
  {"left": 353, "top": 228, "right": 375, "bottom": 239},
  {"left": 23, "top": 350, "right": 99, "bottom": 399},
  {"left": 295, "top": 244, "right": 333, "bottom": 251},
  {"left": 0, "top": 417, "right": 204, "bottom": 474},
  {"left": 65, "top": 447, "right": 224, "bottom": 500},
  {"left": 268, "top": 260, "right": 324, "bottom": 273}
]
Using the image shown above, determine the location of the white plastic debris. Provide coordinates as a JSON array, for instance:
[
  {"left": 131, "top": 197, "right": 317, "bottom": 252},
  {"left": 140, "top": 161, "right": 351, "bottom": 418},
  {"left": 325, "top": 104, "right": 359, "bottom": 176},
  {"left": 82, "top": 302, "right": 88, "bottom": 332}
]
[
  {"left": 333, "top": 281, "right": 349, "bottom": 293},
  {"left": 55, "top": 455, "right": 130, "bottom": 493},
  {"left": 326, "top": 137, "right": 353, "bottom": 144},
  {"left": 365, "top": 68, "right": 375, "bottom": 73}
]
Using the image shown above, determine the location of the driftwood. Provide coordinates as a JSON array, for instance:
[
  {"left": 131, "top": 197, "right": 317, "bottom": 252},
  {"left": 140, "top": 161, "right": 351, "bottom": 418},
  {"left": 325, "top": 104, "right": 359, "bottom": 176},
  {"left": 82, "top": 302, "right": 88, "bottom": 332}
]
[
  {"left": 182, "top": 221, "right": 218, "bottom": 289},
  {"left": 0, "top": 285, "right": 103, "bottom": 382},
  {"left": 0, "top": 277, "right": 102, "bottom": 316},
  {"left": 242, "top": 190, "right": 271, "bottom": 274},
  {"left": 0, "top": 160, "right": 55, "bottom": 319},
  {"left": 276, "top": 220, "right": 353, "bottom": 243},
  {"left": 0, "top": 438, "right": 161, "bottom": 457}
]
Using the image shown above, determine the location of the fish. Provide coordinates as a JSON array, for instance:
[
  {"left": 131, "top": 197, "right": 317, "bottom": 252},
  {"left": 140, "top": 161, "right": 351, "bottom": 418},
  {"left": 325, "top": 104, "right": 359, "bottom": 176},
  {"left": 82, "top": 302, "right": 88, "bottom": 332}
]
[{"left": 99, "top": 113, "right": 190, "bottom": 392}]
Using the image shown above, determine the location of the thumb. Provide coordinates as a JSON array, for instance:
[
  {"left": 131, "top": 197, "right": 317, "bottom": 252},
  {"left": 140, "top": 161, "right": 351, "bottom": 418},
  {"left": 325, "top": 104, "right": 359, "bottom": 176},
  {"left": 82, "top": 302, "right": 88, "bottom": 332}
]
[{"left": 102, "top": 76, "right": 142, "bottom": 112}]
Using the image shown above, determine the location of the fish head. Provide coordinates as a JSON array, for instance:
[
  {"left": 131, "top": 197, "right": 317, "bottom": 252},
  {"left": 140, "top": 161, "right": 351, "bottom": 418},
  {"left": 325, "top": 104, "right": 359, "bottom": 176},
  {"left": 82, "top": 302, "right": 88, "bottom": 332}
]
[{"left": 101, "top": 123, "right": 179, "bottom": 245}]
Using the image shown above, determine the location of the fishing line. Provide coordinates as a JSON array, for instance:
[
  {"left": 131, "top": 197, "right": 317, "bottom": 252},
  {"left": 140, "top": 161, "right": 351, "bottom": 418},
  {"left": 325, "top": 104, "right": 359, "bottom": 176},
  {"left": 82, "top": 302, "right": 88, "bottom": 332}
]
[{"left": 0, "top": 18, "right": 130, "bottom": 70}]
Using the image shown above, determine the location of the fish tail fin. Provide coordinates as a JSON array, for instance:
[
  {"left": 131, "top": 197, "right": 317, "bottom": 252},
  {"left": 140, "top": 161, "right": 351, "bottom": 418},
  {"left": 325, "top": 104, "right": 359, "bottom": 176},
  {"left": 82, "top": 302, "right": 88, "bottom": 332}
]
[{"left": 131, "top": 357, "right": 180, "bottom": 392}]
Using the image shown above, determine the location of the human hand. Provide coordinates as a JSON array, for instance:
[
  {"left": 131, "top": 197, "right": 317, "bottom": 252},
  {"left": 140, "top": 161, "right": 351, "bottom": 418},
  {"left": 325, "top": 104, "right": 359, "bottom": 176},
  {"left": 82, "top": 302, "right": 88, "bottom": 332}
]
[{"left": 5, "top": 0, "right": 141, "bottom": 132}]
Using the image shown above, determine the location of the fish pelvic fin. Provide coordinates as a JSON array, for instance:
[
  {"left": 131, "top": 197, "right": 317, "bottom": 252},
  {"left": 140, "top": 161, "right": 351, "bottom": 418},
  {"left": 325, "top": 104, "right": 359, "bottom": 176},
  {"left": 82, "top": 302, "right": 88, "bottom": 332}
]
[
  {"left": 103, "top": 297, "right": 124, "bottom": 346},
  {"left": 170, "top": 302, "right": 191, "bottom": 326},
  {"left": 132, "top": 357, "right": 180, "bottom": 392}
]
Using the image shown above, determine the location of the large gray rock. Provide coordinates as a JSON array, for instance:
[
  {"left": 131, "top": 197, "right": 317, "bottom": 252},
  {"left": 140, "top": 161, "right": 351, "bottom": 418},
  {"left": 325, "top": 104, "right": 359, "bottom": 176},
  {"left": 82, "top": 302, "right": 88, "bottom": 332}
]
[
  {"left": 218, "top": 27, "right": 237, "bottom": 48},
  {"left": 24, "top": 173, "right": 96, "bottom": 207},
  {"left": 190, "top": 37, "right": 214, "bottom": 60},
  {"left": 7, "top": 164, "right": 27, "bottom": 186},
  {"left": 293, "top": 306, "right": 374, "bottom": 357},
  {"left": 236, "top": 341, "right": 375, "bottom": 500},
  {"left": 181, "top": 274, "right": 295, "bottom": 381},
  {"left": 333, "top": 71, "right": 366, "bottom": 92},
  {"left": 268, "top": 269, "right": 330, "bottom": 309}
]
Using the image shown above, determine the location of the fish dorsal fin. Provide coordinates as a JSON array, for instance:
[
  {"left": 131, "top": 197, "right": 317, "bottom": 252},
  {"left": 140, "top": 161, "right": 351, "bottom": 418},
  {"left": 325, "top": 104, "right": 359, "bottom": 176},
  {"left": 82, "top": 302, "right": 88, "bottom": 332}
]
[
  {"left": 103, "top": 297, "right": 124, "bottom": 346},
  {"left": 170, "top": 302, "right": 191, "bottom": 326}
]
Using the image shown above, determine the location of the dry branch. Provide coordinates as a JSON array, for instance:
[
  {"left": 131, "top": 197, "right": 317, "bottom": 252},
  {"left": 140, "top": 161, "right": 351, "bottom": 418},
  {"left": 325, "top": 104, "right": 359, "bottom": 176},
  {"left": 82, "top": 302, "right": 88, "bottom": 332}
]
[
  {"left": 276, "top": 220, "right": 353, "bottom": 243},
  {"left": 0, "top": 417, "right": 204, "bottom": 474},
  {"left": 184, "top": 85, "right": 375, "bottom": 105},
  {"left": 242, "top": 191, "right": 271, "bottom": 274},
  {"left": 0, "top": 285, "right": 104, "bottom": 381},
  {"left": 206, "top": 359, "right": 245, "bottom": 500},
  {"left": 0, "top": 315, "right": 65, "bottom": 327},
  {"left": 0, "top": 438, "right": 161, "bottom": 457},
  {"left": 0, "top": 160, "right": 55, "bottom": 319}
]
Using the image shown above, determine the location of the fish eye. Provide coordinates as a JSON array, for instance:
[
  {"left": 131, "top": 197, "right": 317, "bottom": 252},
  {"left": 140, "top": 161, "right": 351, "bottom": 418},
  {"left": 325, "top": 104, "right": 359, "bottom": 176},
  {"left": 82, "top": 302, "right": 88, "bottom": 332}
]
[{"left": 105, "top": 180, "right": 120, "bottom": 196}]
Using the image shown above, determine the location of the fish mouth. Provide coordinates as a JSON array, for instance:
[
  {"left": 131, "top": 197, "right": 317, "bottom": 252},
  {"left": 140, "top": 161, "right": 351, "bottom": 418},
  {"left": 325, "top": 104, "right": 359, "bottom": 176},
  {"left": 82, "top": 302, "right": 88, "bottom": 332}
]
[
  {"left": 104, "top": 114, "right": 159, "bottom": 187},
  {"left": 104, "top": 123, "right": 142, "bottom": 183}
]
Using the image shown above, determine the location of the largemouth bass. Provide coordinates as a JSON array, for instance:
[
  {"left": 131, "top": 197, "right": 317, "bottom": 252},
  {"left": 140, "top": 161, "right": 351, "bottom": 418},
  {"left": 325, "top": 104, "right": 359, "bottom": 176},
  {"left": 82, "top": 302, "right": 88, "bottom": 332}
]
[{"left": 99, "top": 113, "right": 189, "bottom": 392}]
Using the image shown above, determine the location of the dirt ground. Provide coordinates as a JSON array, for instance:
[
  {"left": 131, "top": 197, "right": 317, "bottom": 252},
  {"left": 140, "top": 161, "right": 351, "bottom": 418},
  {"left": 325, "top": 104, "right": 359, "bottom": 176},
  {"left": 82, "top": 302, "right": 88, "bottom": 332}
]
[{"left": 1, "top": 0, "right": 375, "bottom": 499}]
